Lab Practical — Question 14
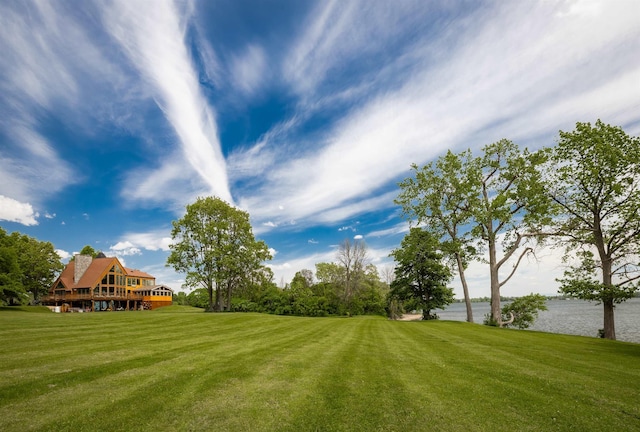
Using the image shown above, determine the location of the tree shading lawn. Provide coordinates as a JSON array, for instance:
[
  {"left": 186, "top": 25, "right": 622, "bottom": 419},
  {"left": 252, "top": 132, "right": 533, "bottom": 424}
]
[{"left": 1, "top": 307, "right": 638, "bottom": 431}]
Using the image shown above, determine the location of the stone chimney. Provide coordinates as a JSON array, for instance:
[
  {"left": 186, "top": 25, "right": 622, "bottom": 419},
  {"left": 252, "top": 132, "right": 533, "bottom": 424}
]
[{"left": 74, "top": 254, "right": 93, "bottom": 284}]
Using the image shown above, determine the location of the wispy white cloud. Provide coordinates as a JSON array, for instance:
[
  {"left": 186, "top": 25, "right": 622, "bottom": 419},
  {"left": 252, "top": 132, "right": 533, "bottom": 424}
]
[
  {"left": 102, "top": 0, "right": 232, "bottom": 205},
  {"left": 0, "top": 2, "right": 80, "bottom": 110},
  {"left": 227, "top": 115, "right": 303, "bottom": 185},
  {"left": 367, "top": 222, "right": 410, "bottom": 239},
  {"left": 191, "top": 23, "right": 223, "bottom": 90},
  {"left": 0, "top": 195, "right": 39, "bottom": 226},
  {"left": 0, "top": 2, "right": 130, "bottom": 208},
  {"left": 238, "top": 0, "right": 640, "bottom": 234},
  {"left": 121, "top": 154, "right": 207, "bottom": 212},
  {"left": 228, "top": 44, "right": 269, "bottom": 97},
  {"left": 0, "top": 127, "right": 76, "bottom": 207},
  {"left": 284, "top": 0, "right": 426, "bottom": 98}
]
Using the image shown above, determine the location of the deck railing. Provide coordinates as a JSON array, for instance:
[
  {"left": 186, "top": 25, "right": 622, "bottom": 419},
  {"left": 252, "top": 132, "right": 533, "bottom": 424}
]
[{"left": 43, "top": 293, "right": 144, "bottom": 302}]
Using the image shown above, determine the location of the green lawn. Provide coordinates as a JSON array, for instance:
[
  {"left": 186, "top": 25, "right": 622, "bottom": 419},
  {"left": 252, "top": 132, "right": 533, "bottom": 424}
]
[{"left": 1, "top": 307, "right": 639, "bottom": 432}]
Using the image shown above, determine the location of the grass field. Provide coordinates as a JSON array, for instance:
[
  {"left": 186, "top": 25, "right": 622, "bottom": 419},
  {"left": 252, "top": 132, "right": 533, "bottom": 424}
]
[{"left": 1, "top": 306, "right": 639, "bottom": 432}]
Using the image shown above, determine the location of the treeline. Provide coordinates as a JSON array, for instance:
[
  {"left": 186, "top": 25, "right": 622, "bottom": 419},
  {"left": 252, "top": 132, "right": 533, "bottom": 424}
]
[
  {"left": 166, "top": 198, "right": 389, "bottom": 317},
  {"left": 173, "top": 252, "right": 389, "bottom": 317},
  {"left": 0, "top": 227, "right": 63, "bottom": 305}
]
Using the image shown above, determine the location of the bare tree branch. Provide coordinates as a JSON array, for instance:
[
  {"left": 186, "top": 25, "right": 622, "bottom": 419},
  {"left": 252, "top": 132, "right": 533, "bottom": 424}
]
[{"left": 499, "top": 246, "right": 533, "bottom": 288}]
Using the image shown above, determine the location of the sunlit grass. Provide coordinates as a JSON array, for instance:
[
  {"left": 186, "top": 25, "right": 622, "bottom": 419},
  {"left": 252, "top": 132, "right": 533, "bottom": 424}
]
[{"left": 1, "top": 308, "right": 638, "bottom": 431}]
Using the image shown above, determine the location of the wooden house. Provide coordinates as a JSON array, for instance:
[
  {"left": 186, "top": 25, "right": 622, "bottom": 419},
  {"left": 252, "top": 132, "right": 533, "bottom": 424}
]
[{"left": 43, "top": 254, "right": 173, "bottom": 311}]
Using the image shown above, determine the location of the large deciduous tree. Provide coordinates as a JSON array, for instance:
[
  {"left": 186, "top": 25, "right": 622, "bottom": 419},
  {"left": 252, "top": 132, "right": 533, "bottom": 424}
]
[
  {"left": 397, "top": 141, "right": 551, "bottom": 325},
  {"left": 548, "top": 120, "right": 640, "bottom": 340},
  {"left": 0, "top": 228, "right": 24, "bottom": 305},
  {"left": 396, "top": 149, "right": 478, "bottom": 322},
  {"left": 470, "top": 140, "right": 552, "bottom": 325},
  {"left": 167, "top": 197, "right": 271, "bottom": 312},
  {"left": 390, "top": 228, "right": 454, "bottom": 320},
  {"left": 14, "top": 234, "right": 63, "bottom": 302},
  {"left": 0, "top": 228, "right": 63, "bottom": 305}
]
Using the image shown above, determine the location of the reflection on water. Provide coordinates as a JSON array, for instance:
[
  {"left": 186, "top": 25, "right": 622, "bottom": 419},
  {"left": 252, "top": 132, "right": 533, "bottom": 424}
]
[{"left": 435, "top": 297, "right": 640, "bottom": 343}]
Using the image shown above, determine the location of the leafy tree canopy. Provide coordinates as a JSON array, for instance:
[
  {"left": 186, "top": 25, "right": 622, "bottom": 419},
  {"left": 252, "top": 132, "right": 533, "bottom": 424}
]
[
  {"left": 79, "top": 245, "right": 98, "bottom": 257},
  {"left": 548, "top": 120, "right": 640, "bottom": 339},
  {"left": 389, "top": 228, "right": 454, "bottom": 320},
  {"left": 166, "top": 197, "right": 271, "bottom": 312},
  {"left": 0, "top": 227, "right": 63, "bottom": 305},
  {"left": 396, "top": 149, "right": 479, "bottom": 322}
]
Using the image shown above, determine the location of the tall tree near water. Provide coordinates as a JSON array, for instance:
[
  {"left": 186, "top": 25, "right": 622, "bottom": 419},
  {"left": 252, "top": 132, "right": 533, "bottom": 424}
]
[
  {"left": 396, "top": 149, "right": 478, "bottom": 322},
  {"left": 548, "top": 121, "right": 640, "bottom": 340},
  {"left": 397, "top": 142, "right": 551, "bottom": 325},
  {"left": 167, "top": 197, "right": 271, "bottom": 312},
  {"left": 471, "top": 140, "right": 551, "bottom": 325}
]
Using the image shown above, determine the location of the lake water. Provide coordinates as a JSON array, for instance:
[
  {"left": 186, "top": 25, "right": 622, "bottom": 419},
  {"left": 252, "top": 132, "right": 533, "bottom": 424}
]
[{"left": 435, "top": 298, "right": 640, "bottom": 344}]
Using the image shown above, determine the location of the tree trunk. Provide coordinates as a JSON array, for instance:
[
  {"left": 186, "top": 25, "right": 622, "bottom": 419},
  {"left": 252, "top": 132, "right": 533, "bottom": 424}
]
[
  {"left": 455, "top": 252, "right": 473, "bottom": 323},
  {"left": 603, "top": 299, "right": 616, "bottom": 340},
  {"left": 488, "top": 238, "right": 501, "bottom": 324},
  {"left": 226, "top": 280, "right": 232, "bottom": 311},
  {"left": 214, "top": 284, "right": 222, "bottom": 312},
  {"left": 598, "top": 235, "right": 615, "bottom": 340},
  {"left": 207, "top": 280, "right": 216, "bottom": 312}
]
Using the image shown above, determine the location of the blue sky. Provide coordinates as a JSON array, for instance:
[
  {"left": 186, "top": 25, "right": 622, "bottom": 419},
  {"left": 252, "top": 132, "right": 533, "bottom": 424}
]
[{"left": 1, "top": 0, "right": 639, "bottom": 298}]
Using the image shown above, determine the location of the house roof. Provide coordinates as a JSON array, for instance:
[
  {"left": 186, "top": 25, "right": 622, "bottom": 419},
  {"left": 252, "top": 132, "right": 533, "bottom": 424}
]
[
  {"left": 124, "top": 268, "right": 154, "bottom": 279},
  {"left": 55, "top": 257, "right": 118, "bottom": 290},
  {"left": 53, "top": 256, "right": 155, "bottom": 291},
  {"left": 132, "top": 284, "right": 174, "bottom": 293}
]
